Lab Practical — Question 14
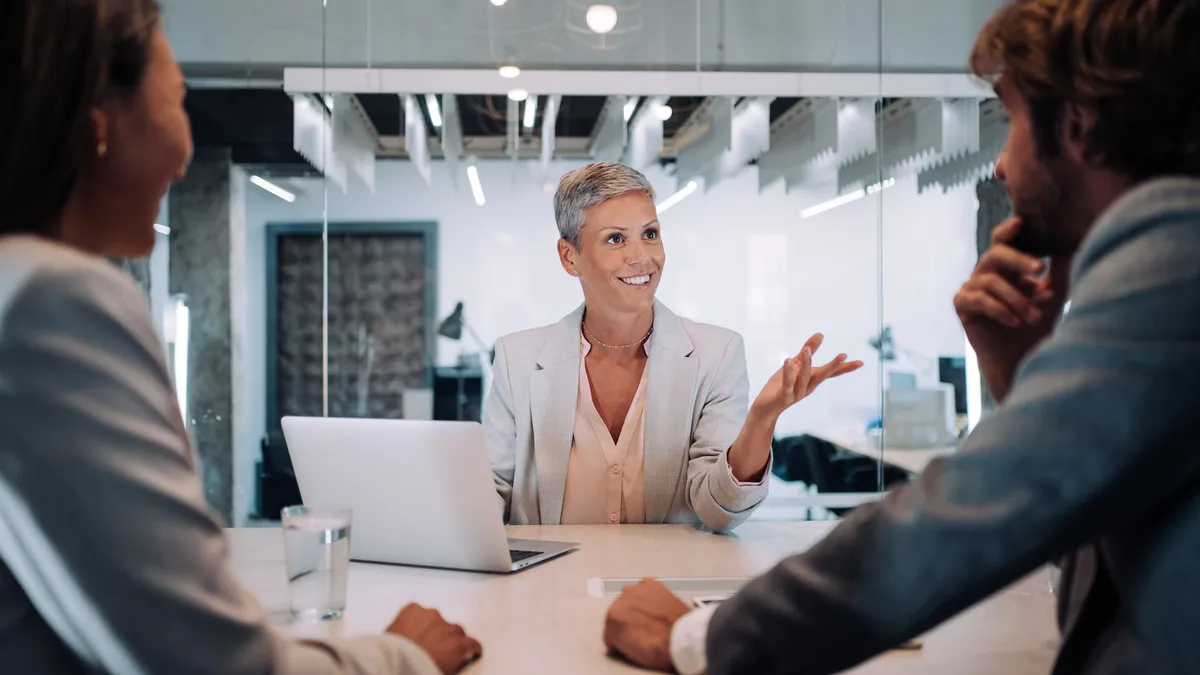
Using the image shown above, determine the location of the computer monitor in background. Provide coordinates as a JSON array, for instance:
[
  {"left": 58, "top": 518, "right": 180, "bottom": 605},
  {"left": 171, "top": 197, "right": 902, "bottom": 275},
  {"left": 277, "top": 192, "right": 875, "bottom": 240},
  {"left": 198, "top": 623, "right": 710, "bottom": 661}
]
[
  {"left": 938, "top": 356, "right": 968, "bottom": 415},
  {"left": 887, "top": 371, "right": 918, "bottom": 390}
]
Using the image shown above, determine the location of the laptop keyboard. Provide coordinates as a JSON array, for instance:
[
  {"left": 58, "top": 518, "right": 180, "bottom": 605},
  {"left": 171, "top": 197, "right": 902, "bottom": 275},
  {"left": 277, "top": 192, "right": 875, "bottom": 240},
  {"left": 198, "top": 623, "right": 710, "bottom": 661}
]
[{"left": 509, "top": 549, "right": 541, "bottom": 563}]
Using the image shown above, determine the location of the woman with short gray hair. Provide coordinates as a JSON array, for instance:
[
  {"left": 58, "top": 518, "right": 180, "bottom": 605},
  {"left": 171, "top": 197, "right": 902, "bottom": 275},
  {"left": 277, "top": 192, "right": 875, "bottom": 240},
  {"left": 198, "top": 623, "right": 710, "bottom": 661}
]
[{"left": 484, "top": 162, "right": 861, "bottom": 533}]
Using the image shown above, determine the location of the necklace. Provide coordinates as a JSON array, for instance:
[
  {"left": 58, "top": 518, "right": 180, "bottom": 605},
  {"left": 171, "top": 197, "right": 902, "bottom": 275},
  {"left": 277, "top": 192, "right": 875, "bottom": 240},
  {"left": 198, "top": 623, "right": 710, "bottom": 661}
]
[{"left": 582, "top": 321, "right": 653, "bottom": 349}]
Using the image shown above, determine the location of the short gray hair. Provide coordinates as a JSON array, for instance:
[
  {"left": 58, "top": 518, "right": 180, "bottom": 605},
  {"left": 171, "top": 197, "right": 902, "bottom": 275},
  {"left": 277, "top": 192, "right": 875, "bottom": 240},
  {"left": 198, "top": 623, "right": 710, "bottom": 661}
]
[{"left": 553, "top": 162, "right": 655, "bottom": 247}]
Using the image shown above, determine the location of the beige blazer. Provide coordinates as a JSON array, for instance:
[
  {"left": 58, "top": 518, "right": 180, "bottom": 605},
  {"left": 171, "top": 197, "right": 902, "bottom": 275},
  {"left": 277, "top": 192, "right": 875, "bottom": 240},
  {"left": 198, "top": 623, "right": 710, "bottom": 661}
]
[{"left": 484, "top": 301, "right": 770, "bottom": 533}]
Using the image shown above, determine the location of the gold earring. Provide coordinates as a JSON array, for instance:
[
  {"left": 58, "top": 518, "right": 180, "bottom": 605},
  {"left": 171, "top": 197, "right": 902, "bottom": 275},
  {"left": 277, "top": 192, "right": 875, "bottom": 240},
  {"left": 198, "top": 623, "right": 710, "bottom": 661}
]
[{"left": 97, "top": 140, "right": 108, "bottom": 157}]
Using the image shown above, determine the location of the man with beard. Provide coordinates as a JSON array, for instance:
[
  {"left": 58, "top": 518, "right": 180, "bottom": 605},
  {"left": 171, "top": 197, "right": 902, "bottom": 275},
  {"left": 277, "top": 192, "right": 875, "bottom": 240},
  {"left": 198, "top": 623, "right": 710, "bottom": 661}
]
[{"left": 602, "top": 0, "right": 1200, "bottom": 673}]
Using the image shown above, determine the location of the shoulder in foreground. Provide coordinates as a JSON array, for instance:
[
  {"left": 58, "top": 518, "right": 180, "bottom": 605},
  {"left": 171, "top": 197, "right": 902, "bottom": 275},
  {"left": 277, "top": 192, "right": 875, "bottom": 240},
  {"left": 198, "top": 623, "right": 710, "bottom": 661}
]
[
  {"left": 1085, "top": 177, "right": 1200, "bottom": 258},
  {"left": 0, "top": 235, "right": 147, "bottom": 325}
]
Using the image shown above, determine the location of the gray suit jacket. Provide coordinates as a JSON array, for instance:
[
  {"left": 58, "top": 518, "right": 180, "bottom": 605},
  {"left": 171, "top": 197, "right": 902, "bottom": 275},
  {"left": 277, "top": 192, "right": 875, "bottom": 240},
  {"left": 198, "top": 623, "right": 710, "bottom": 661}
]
[
  {"left": 483, "top": 301, "right": 770, "bottom": 533},
  {"left": 0, "top": 236, "right": 441, "bottom": 674},
  {"left": 708, "top": 178, "right": 1200, "bottom": 675}
]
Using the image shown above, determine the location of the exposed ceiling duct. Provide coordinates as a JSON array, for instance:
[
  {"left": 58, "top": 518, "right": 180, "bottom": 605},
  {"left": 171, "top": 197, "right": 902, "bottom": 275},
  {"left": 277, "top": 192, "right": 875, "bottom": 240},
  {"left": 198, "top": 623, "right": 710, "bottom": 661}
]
[
  {"left": 917, "top": 100, "right": 1008, "bottom": 193},
  {"left": 674, "top": 97, "right": 733, "bottom": 190},
  {"left": 199, "top": 86, "right": 1005, "bottom": 202},
  {"left": 589, "top": 96, "right": 629, "bottom": 163},
  {"left": 440, "top": 94, "right": 464, "bottom": 188},
  {"left": 540, "top": 94, "right": 563, "bottom": 172},
  {"left": 757, "top": 98, "right": 838, "bottom": 193},
  {"left": 837, "top": 98, "right": 982, "bottom": 193}
]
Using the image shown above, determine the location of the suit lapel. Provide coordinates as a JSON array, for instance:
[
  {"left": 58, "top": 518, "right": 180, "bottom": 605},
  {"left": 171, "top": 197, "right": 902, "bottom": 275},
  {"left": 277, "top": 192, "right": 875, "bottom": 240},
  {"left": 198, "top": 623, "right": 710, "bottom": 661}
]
[
  {"left": 530, "top": 305, "right": 585, "bottom": 525},
  {"left": 643, "top": 301, "right": 698, "bottom": 523}
]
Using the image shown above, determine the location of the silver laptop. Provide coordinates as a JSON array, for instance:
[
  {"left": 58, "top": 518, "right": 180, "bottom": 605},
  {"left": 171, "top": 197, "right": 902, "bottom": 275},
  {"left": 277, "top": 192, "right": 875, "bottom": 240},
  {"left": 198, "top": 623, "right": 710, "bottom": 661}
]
[{"left": 281, "top": 417, "right": 578, "bottom": 573}]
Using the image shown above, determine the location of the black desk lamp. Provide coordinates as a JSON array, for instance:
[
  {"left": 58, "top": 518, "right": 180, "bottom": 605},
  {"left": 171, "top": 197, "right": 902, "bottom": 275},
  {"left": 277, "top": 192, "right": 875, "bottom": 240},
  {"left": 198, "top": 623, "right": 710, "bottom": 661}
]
[
  {"left": 437, "top": 302, "right": 493, "bottom": 421},
  {"left": 437, "top": 302, "right": 495, "bottom": 364},
  {"left": 868, "top": 325, "right": 897, "bottom": 362}
]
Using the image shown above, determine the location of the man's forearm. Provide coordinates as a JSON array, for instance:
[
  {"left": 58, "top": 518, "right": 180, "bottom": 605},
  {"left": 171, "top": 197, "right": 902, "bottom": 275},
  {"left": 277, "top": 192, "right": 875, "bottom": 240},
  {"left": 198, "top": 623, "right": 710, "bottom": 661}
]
[{"left": 726, "top": 404, "right": 779, "bottom": 482}]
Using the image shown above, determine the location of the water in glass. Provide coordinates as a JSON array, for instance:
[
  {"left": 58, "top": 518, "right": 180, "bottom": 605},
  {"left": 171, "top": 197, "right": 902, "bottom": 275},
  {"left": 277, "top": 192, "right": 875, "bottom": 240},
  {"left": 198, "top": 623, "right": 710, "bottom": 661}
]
[{"left": 282, "top": 506, "right": 351, "bottom": 621}]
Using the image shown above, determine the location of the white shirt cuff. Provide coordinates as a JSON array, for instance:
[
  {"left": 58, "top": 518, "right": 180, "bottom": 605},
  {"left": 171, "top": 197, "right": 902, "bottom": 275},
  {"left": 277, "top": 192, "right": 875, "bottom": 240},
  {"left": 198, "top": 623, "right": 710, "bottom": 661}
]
[{"left": 670, "top": 604, "right": 718, "bottom": 675}]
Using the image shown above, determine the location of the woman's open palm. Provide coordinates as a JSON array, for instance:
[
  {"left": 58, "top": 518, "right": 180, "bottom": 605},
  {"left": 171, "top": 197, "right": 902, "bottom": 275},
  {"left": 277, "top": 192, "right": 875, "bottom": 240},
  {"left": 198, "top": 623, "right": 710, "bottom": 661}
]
[{"left": 754, "top": 334, "right": 863, "bottom": 416}]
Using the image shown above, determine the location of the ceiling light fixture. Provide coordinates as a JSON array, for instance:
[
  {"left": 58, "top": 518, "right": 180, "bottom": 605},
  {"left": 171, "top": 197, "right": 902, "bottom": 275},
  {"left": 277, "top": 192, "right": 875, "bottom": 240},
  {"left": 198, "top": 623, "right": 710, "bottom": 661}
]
[
  {"left": 523, "top": 95, "right": 538, "bottom": 128},
  {"left": 507, "top": 88, "right": 529, "bottom": 102},
  {"left": 425, "top": 94, "right": 443, "bottom": 127},
  {"left": 153, "top": 223, "right": 171, "bottom": 236},
  {"left": 800, "top": 178, "right": 895, "bottom": 219},
  {"left": 467, "top": 165, "right": 486, "bottom": 206},
  {"left": 490, "top": 0, "right": 507, "bottom": 5},
  {"left": 499, "top": 65, "right": 521, "bottom": 79},
  {"left": 623, "top": 96, "right": 640, "bottom": 121},
  {"left": 586, "top": 4, "right": 619, "bottom": 34},
  {"left": 656, "top": 180, "right": 698, "bottom": 214},
  {"left": 655, "top": 104, "right": 673, "bottom": 121},
  {"left": 249, "top": 175, "right": 297, "bottom": 203}
]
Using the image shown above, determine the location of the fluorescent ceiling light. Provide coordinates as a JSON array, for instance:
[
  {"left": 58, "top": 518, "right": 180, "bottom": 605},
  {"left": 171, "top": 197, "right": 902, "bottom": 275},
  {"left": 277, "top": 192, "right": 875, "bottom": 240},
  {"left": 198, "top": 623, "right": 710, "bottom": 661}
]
[
  {"left": 425, "top": 94, "right": 442, "bottom": 127},
  {"left": 467, "top": 165, "right": 486, "bottom": 206},
  {"left": 656, "top": 180, "right": 698, "bottom": 214},
  {"left": 523, "top": 95, "right": 538, "bottom": 128},
  {"left": 507, "top": 88, "right": 529, "bottom": 102},
  {"left": 655, "top": 104, "right": 673, "bottom": 121},
  {"left": 250, "top": 175, "right": 296, "bottom": 203},
  {"left": 490, "top": 0, "right": 507, "bottom": 5},
  {"left": 499, "top": 65, "right": 521, "bottom": 79},
  {"left": 800, "top": 190, "right": 864, "bottom": 219},
  {"left": 586, "top": 4, "right": 619, "bottom": 34},
  {"left": 866, "top": 177, "right": 896, "bottom": 194},
  {"left": 800, "top": 178, "right": 895, "bottom": 219},
  {"left": 153, "top": 223, "right": 171, "bottom": 236},
  {"left": 623, "top": 96, "right": 640, "bottom": 121}
]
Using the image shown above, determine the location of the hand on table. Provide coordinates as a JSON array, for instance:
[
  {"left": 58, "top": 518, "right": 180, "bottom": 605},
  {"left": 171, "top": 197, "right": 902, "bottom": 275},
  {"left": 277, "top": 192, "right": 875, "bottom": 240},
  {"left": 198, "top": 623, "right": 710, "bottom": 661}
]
[
  {"left": 953, "top": 217, "right": 1071, "bottom": 402},
  {"left": 753, "top": 333, "right": 863, "bottom": 417},
  {"left": 604, "top": 579, "right": 692, "bottom": 672},
  {"left": 387, "top": 604, "right": 482, "bottom": 674}
]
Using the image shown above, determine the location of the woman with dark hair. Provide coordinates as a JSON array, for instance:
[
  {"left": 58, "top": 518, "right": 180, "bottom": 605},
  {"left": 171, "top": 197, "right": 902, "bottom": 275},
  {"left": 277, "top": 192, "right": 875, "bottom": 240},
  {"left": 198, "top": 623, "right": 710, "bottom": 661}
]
[{"left": 0, "top": 2, "right": 479, "bottom": 673}]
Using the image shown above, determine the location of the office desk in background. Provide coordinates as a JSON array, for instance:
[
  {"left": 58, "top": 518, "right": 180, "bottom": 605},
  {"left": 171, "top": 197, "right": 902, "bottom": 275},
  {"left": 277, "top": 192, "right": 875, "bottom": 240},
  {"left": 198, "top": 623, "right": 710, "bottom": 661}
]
[
  {"left": 813, "top": 429, "right": 959, "bottom": 475},
  {"left": 228, "top": 523, "right": 1057, "bottom": 674}
]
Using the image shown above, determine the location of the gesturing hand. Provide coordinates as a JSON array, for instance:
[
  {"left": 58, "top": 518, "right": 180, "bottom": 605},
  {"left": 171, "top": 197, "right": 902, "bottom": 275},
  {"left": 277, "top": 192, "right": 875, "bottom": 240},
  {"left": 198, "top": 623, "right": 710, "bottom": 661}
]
[
  {"left": 953, "top": 217, "right": 1071, "bottom": 401},
  {"left": 604, "top": 579, "right": 692, "bottom": 672},
  {"left": 386, "top": 604, "right": 482, "bottom": 674},
  {"left": 753, "top": 333, "right": 863, "bottom": 417}
]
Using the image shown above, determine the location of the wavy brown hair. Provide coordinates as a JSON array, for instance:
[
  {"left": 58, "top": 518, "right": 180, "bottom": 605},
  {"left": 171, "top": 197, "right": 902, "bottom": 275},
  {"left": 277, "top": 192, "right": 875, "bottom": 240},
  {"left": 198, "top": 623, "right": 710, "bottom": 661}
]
[
  {"left": 970, "top": 0, "right": 1200, "bottom": 179},
  {"left": 0, "top": 0, "right": 160, "bottom": 237}
]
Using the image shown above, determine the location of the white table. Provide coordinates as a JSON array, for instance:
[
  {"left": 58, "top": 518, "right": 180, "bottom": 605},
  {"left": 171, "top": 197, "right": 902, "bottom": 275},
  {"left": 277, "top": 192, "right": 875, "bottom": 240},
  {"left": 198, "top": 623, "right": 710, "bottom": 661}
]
[
  {"left": 229, "top": 523, "right": 1058, "bottom": 674},
  {"left": 813, "top": 429, "right": 959, "bottom": 475}
]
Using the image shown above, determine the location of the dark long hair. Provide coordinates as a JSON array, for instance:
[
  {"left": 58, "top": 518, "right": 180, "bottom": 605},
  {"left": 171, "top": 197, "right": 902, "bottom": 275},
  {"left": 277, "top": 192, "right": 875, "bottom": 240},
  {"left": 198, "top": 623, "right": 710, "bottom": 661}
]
[{"left": 0, "top": 0, "right": 160, "bottom": 237}]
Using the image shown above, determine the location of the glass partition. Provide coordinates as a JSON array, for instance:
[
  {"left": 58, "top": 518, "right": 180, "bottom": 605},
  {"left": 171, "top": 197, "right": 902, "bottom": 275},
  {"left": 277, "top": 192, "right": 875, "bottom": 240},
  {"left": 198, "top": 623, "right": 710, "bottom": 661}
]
[
  {"left": 875, "top": 1, "right": 1004, "bottom": 489},
  {"left": 162, "top": 1, "right": 328, "bottom": 526},
  {"left": 159, "top": 0, "right": 1012, "bottom": 525},
  {"left": 308, "top": 0, "right": 887, "bottom": 522}
]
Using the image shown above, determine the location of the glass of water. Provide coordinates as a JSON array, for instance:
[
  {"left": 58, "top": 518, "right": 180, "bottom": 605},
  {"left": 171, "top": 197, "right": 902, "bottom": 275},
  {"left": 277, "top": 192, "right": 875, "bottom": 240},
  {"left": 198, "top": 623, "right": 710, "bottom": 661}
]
[{"left": 281, "top": 505, "right": 352, "bottom": 621}]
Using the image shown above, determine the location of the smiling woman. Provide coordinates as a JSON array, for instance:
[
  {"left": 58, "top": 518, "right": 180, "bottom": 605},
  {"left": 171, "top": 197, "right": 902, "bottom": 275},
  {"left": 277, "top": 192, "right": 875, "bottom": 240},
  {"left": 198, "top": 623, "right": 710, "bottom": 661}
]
[{"left": 484, "top": 162, "right": 862, "bottom": 532}]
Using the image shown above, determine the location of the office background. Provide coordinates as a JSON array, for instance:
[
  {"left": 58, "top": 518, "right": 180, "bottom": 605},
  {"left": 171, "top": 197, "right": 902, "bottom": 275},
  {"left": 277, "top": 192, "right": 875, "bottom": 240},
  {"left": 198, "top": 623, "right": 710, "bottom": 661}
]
[{"left": 127, "top": 0, "right": 1013, "bottom": 526}]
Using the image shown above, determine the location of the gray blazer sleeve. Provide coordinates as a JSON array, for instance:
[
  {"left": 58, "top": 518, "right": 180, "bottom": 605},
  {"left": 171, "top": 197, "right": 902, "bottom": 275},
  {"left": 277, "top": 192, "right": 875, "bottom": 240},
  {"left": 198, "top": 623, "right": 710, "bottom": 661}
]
[
  {"left": 0, "top": 265, "right": 440, "bottom": 675},
  {"left": 685, "top": 334, "right": 770, "bottom": 534},
  {"left": 483, "top": 336, "right": 516, "bottom": 521},
  {"left": 706, "top": 200, "right": 1200, "bottom": 673}
]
